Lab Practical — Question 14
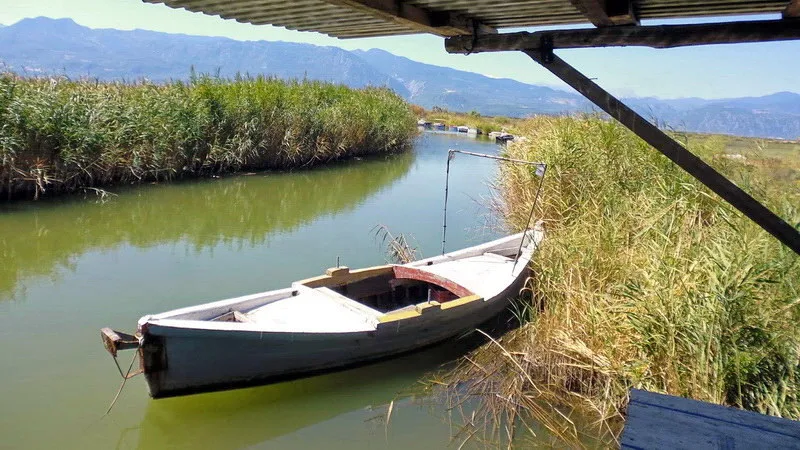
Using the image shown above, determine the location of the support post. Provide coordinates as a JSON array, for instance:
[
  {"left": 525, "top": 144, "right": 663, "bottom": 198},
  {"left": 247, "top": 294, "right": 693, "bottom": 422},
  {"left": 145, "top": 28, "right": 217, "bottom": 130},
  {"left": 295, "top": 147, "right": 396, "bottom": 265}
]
[{"left": 523, "top": 50, "right": 800, "bottom": 255}]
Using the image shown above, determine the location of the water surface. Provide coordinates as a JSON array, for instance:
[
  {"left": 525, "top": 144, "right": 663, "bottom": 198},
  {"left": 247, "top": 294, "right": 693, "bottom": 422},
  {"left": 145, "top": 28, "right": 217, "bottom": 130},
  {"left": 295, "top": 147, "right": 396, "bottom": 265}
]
[{"left": 0, "top": 132, "right": 513, "bottom": 449}]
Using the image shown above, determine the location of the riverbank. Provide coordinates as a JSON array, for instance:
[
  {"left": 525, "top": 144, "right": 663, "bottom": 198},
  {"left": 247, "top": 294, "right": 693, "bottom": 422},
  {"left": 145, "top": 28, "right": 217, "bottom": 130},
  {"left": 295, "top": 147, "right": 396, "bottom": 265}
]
[
  {"left": 414, "top": 107, "right": 523, "bottom": 135},
  {"left": 438, "top": 115, "right": 800, "bottom": 444},
  {"left": 0, "top": 74, "right": 416, "bottom": 200}
]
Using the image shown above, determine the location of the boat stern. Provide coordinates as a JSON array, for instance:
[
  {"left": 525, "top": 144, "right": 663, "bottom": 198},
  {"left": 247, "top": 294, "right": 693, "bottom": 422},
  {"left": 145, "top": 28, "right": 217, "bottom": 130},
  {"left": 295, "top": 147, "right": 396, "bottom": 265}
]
[{"left": 100, "top": 327, "right": 140, "bottom": 357}]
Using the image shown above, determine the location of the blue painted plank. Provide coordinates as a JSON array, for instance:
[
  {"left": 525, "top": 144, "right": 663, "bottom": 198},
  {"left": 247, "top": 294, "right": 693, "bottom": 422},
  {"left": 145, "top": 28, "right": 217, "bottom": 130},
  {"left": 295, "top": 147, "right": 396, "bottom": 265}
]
[{"left": 621, "top": 389, "right": 800, "bottom": 449}]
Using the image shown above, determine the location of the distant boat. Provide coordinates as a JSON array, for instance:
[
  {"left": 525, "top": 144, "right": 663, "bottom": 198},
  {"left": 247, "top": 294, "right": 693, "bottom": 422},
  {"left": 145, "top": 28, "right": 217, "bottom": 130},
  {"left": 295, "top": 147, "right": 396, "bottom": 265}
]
[
  {"left": 467, "top": 128, "right": 479, "bottom": 135},
  {"left": 496, "top": 133, "right": 515, "bottom": 143},
  {"left": 432, "top": 122, "right": 445, "bottom": 130},
  {"left": 100, "top": 229, "right": 544, "bottom": 398},
  {"left": 457, "top": 126, "right": 469, "bottom": 133},
  {"left": 488, "top": 131, "right": 515, "bottom": 143},
  {"left": 417, "top": 119, "right": 430, "bottom": 127}
]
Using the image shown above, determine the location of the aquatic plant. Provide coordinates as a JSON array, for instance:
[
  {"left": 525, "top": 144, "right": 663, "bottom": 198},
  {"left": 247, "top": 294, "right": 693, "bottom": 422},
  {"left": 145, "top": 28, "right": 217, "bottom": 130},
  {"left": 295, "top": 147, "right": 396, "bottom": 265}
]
[
  {"left": 372, "top": 224, "right": 419, "bottom": 264},
  {"left": 0, "top": 73, "right": 417, "bottom": 200},
  {"left": 436, "top": 115, "right": 800, "bottom": 445}
]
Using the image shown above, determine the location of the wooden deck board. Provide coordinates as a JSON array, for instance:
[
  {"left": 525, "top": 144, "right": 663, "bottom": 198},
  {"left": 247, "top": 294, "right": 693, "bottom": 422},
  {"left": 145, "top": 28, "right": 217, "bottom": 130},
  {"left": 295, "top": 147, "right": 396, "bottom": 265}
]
[{"left": 621, "top": 389, "right": 800, "bottom": 449}]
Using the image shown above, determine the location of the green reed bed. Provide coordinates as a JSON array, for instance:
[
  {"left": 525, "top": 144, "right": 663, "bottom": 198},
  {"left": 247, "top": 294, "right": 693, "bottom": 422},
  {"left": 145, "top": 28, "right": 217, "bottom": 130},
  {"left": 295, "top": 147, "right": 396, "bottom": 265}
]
[
  {"left": 0, "top": 74, "right": 416, "bottom": 200},
  {"left": 436, "top": 116, "right": 800, "bottom": 445}
]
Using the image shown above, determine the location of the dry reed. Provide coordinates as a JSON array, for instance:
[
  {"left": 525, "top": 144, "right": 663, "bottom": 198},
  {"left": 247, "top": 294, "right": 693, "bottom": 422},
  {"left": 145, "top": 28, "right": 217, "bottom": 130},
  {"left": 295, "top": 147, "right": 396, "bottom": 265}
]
[{"left": 434, "top": 115, "right": 800, "bottom": 446}]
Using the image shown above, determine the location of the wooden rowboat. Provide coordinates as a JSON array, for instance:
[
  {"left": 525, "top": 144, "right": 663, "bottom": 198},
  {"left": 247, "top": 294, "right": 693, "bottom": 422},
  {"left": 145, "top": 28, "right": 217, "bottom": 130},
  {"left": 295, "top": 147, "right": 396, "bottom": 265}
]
[{"left": 101, "top": 227, "right": 543, "bottom": 398}]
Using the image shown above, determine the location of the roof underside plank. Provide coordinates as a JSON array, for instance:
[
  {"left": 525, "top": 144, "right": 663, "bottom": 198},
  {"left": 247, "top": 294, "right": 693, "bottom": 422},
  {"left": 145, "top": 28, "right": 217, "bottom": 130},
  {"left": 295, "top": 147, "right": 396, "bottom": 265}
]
[
  {"left": 785, "top": 0, "right": 800, "bottom": 16},
  {"left": 146, "top": 0, "right": 797, "bottom": 38}
]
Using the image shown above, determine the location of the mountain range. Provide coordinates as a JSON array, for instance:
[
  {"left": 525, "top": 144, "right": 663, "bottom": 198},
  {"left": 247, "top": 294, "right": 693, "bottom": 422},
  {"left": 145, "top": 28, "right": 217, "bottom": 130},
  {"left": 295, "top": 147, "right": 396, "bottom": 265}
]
[{"left": 1, "top": 17, "right": 798, "bottom": 139}]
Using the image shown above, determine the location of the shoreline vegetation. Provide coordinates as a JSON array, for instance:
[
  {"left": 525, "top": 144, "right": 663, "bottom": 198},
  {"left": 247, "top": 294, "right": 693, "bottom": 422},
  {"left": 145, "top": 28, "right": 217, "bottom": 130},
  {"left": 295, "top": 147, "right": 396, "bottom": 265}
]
[
  {"left": 0, "top": 73, "right": 416, "bottom": 201},
  {"left": 411, "top": 106, "right": 522, "bottom": 136},
  {"left": 435, "top": 115, "right": 800, "bottom": 446}
]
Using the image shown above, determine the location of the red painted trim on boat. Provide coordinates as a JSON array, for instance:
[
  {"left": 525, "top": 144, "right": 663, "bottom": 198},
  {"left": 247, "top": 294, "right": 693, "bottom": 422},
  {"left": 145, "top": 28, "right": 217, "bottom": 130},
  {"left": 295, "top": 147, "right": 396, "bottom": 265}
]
[{"left": 392, "top": 266, "right": 473, "bottom": 297}]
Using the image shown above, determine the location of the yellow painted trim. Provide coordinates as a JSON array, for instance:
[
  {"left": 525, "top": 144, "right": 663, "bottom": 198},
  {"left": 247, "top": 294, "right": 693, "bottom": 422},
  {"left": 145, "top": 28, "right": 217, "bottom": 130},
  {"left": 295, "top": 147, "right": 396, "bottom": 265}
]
[
  {"left": 326, "top": 266, "right": 350, "bottom": 277},
  {"left": 415, "top": 301, "right": 441, "bottom": 313},
  {"left": 379, "top": 296, "right": 483, "bottom": 323},
  {"left": 378, "top": 309, "right": 420, "bottom": 323},
  {"left": 297, "top": 274, "right": 329, "bottom": 286},
  {"left": 298, "top": 265, "right": 394, "bottom": 288},
  {"left": 440, "top": 295, "right": 483, "bottom": 310},
  {"left": 378, "top": 301, "right": 441, "bottom": 323}
]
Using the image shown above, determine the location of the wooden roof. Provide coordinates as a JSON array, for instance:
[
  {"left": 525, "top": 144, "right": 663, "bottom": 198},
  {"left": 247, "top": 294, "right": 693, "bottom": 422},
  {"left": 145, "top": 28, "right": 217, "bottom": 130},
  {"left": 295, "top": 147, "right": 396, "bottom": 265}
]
[{"left": 145, "top": 0, "right": 798, "bottom": 39}]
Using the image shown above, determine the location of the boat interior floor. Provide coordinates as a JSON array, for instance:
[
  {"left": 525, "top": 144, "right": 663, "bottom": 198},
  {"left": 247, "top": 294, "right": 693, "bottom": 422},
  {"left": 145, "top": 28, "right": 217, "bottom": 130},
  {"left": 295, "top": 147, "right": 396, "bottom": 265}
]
[{"left": 245, "top": 286, "right": 382, "bottom": 333}]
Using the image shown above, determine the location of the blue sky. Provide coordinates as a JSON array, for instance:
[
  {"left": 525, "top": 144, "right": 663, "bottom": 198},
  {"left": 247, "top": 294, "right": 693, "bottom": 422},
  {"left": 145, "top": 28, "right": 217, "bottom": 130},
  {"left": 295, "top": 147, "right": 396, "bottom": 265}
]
[{"left": 0, "top": 0, "right": 797, "bottom": 99}]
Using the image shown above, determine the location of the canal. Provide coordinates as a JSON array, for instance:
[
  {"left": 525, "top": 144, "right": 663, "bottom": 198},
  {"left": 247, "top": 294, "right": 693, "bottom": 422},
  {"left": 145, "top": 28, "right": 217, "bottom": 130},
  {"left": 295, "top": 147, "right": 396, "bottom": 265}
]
[{"left": 0, "top": 132, "right": 516, "bottom": 449}]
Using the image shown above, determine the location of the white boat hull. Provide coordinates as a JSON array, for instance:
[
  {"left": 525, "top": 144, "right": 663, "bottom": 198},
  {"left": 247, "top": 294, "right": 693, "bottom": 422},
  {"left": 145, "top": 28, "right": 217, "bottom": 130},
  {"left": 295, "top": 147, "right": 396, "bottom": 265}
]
[
  {"left": 142, "top": 275, "right": 525, "bottom": 397},
  {"left": 106, "top": 230, "right": 543, "bottom": 398}
]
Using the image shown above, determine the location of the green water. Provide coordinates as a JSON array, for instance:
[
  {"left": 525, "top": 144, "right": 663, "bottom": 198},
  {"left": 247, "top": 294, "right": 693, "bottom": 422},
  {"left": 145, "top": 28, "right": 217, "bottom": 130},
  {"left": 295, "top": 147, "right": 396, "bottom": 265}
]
[{"left": 0, "top": 132, "right": 517, "bottom": 449}]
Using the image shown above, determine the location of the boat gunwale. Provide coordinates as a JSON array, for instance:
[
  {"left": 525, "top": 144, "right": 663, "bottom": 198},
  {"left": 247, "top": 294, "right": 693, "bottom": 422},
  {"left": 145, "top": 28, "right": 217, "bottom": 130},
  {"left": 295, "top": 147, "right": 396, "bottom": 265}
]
[{"left": 139, "top": 230, "right": 542, "bottom": 335}]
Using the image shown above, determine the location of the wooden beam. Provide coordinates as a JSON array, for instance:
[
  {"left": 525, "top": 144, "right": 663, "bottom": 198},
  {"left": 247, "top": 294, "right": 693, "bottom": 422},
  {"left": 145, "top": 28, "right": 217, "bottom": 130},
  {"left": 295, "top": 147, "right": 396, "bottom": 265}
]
[
  {"left": 785, "top": 0, "right": 800, "bottom": 18},
  {"left": 522, "top": 50, "right": 800, "bottom": 255},
  {"left": 445, "top": 19, "right": 800, "bottom": 53},
  {"left": 606, "top": 0, "right": 638, "bottom": 26},
  {"left": 320, "top": 0, "right": 495, "bottom": 36},
  {"left": 569, "top": 0, "right": 638, "bottom": 27}
]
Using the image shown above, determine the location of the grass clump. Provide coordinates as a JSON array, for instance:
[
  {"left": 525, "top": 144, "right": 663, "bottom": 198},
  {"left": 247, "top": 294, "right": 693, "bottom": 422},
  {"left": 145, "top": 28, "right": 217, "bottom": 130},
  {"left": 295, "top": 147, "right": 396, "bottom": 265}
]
[
  {"left": 0, "top": 73, "right": 416, "bottom": 200},
  {"left": 437, "top": 115, "right": 800, "bottom": 445}
]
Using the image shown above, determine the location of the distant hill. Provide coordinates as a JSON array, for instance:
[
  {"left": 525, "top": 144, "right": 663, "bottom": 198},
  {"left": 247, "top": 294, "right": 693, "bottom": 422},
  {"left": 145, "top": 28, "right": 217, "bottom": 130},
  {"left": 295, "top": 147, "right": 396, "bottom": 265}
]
[
  {"left": 0, "top": 17, "right": 409, "bottom": 95},
  {"left": 1, "top": 17, "right": 798, "bottom": 139},
  {"left": 623, "top": 92, "right": 800, "bottom": 139},
  {"left": 352, "top": 49, "right": 583, "bottom": 116}
]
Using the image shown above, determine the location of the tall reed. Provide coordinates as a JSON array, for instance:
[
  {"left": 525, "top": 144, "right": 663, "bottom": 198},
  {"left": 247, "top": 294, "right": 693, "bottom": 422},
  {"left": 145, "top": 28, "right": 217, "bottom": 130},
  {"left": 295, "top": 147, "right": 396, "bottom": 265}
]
[
  {"left": 0, "top": 73, "right": 416, "bottom": 200},
  {"left": 437, "top": 115, "right": 800, "bottom": 445}
]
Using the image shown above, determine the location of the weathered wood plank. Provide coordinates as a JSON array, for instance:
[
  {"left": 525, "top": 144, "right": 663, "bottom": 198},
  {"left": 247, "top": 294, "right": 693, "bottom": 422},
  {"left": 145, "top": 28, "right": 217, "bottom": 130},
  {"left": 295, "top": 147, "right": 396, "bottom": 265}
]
[
  {"left": 445, "top": 19, "right": 800, "bottom": 53},
  {"left": 319, "top": 0, "right": 496, "bottom": 36},
  {"left": 622, "top": 389, "right": 800, "bottom": 449},
  {"left": 297, "top": 265, "right": 394, "bottom": 288},
  {"left": 440, "top": 294, "right": 482, "bottom": 310},
  {"left": 568, "top": 0, "right": 638, "bottom": 26},
  {"left": 100, "top": 328, "right": 139, "bottom": 357},
  {"left": 785, "top": 0, "right": 800, "bottom": 17},
  {"left": 522, "top": 50, "right": 800, "bottom": 255},
  {"left": 605, "top": 0, "right": 639, "bottom": 25}
]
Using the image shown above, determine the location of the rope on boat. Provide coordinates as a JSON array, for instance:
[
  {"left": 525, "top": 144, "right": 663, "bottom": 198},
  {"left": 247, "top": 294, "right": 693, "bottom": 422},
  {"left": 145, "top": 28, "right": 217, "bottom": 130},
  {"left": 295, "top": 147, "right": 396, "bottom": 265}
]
[
  {"left": 104, "top": 349, "right": 141, "bottom": 416},
  {"left": 441, "top": 149, "right": 547, "bottom": 263}
]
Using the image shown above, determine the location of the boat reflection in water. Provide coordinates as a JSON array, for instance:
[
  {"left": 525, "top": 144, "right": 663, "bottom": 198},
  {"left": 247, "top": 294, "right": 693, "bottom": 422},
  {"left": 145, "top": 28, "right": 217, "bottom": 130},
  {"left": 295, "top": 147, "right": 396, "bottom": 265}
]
[{"left": 135, "top": 320, "right": 517, "bottom": 450}]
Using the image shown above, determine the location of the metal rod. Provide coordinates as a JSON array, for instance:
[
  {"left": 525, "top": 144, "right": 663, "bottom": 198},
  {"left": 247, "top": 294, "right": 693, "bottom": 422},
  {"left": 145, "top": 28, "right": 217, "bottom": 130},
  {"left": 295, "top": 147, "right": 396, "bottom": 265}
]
[
  {"left": 442, "top": 150, "right": 454, "bottom": 255},
  {"left": 447, "top": 149, "right": 546, "bottom": 167},
  {"left": 525, "top": 50, "right": 800, "bottom": 255},
  {"left": 441, "top": 149, "right": 546, "bottom": 255},
  {"left": 512, "top": 164, "right": 547, "bottom": 274}
]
